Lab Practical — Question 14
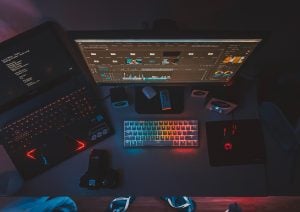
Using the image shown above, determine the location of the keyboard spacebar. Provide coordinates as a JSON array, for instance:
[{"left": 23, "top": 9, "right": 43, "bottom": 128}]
[
  {"left": 124, "top": 140, "right": 174, "bottom": 147},
  {"left": 143, "top": 140, "right": 173, "bottom": 146}
]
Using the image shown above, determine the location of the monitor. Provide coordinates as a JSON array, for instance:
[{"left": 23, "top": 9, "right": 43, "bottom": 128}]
[{"left": 74, "top": 36, "right": 263, "bottom": 85}]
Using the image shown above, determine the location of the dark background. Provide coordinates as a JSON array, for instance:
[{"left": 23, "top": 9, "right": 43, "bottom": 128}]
[
  {"left": 1, "top": 0, "right": 300, "bottom": 79},
  {"left": 33, "top": 0, "right": 300, "bottom": 78}
]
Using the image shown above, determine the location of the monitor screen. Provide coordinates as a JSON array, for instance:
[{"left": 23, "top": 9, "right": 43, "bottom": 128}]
[
  {"left": 0, "top": 23, "right": 75, "bottom": 110},
  {"left": 75, "top": 38, "right": 262, "bottom": 84}
]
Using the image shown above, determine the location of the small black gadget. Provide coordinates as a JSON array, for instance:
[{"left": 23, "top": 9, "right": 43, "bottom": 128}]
[
  {"left": 80, "top": 149, "right": 119, "bottom": 189},
  {"left": 110, "top": 87, "right": 129, "bottom": 108},
  {"left": 159, "top": 89, "right": 172, "bottom": 111},
  {"left": 191, "top": 89, "right": 208, "bottom": 98}
]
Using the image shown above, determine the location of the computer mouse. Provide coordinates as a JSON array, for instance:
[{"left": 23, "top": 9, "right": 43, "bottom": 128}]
[{"left": 142, "top": 86, "right": 157, "bottom": 99}]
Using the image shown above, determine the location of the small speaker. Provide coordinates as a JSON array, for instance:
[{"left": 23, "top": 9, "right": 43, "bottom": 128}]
[
  {"left": 200, "top": 82, "right": 241, "bottom": 115},
  {"left": 110, "top": 87, "right": 129, "bottom": 108}
]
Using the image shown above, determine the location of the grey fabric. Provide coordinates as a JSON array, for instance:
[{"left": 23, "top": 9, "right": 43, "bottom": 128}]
[
  {"left": 259, "top": 101, "right": 299, "bottom": 151},
  {"left": 0, "top": 171, "right": 23, "bottom": 196},
  {"left": 0, "top": 196, "right": 77, "bottom": 212}
]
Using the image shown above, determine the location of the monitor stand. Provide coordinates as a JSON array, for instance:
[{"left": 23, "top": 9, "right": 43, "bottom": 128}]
[{"left": 135, "top": 86, "right": 184, "bottom": 114}]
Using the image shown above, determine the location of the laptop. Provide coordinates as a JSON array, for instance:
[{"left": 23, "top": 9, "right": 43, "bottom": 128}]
[{"left": 0, "top": 22, "right": 113, "bottom": 179}]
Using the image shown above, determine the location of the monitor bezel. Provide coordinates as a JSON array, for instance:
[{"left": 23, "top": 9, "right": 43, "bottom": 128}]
[{"left": 69, "top": 30, "right": 269, "bottom": 87}]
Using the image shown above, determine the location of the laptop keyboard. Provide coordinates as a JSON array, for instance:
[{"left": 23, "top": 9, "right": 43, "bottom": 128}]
[
  {"left": 0, "top": 87, "right": 96, "bottom": 153},
  {"left": 123, "top": 120, "right": 199, "bottom": 147}
]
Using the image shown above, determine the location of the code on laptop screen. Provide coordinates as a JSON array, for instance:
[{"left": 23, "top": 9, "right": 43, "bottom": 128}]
[{"left": 0, "top": 25, "right": 75, "bottom": 110}]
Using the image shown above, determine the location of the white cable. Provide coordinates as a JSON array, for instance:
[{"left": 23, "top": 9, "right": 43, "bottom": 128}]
[
  {"left": 110, "top": 197, "right": 131, "bottom": 212},
  {"left": 166, "top": 196, "right": 191, "bottom": 209}
]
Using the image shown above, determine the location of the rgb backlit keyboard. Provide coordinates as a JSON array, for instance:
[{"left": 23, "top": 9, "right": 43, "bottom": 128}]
[{"left": 123, "top": 120, "right": 199, "bottom": 147}]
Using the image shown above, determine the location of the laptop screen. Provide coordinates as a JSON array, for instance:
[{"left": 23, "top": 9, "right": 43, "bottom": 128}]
[{"left": 0, "top": 24, "right": 75, "bottom": 111}]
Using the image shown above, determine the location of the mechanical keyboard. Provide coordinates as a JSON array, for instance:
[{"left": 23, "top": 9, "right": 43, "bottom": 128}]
[{"left": 123, "top": 120, "right": 199, "bottom": 147}]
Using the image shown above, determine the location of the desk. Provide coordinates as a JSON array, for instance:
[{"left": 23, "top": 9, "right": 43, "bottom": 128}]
[{"left": 13, "top": 79, "right": 282, "bottom": 196}]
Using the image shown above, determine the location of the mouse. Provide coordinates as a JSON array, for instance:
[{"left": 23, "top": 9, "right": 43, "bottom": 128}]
[{"left": 142, "top": 86, "right": 157, "bottom": 99}]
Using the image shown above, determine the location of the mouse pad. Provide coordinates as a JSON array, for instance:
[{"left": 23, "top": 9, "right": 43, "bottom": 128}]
[
  {"left": 135, "top": 86, "right": 184, "bottom": 114},
  {"left": 206, "top": 119, "right": 266, "bottom": 166}
]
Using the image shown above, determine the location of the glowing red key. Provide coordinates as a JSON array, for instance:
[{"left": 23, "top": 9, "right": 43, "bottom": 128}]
[
  {"left": 224, "top": 127, "right": 227, "bottom": 136},
  {"left": 76, "top": 140, "right": 86, "bottom": 151},
  {"left": 26, "top": 148, "right": 37, "bottom": 160},
  {"left": 224, "top": 142, "right": 233, "bottom": 151}
]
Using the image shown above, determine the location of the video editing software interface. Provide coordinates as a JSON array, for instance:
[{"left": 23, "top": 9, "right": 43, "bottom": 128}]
[{"left": 75, "top": 39, "right": 261, "bottom": 84}]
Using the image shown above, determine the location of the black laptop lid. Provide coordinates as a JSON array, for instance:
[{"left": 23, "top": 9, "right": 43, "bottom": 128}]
[{"left": 0, "top": 22, "right": 79, "bottom": 112}]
